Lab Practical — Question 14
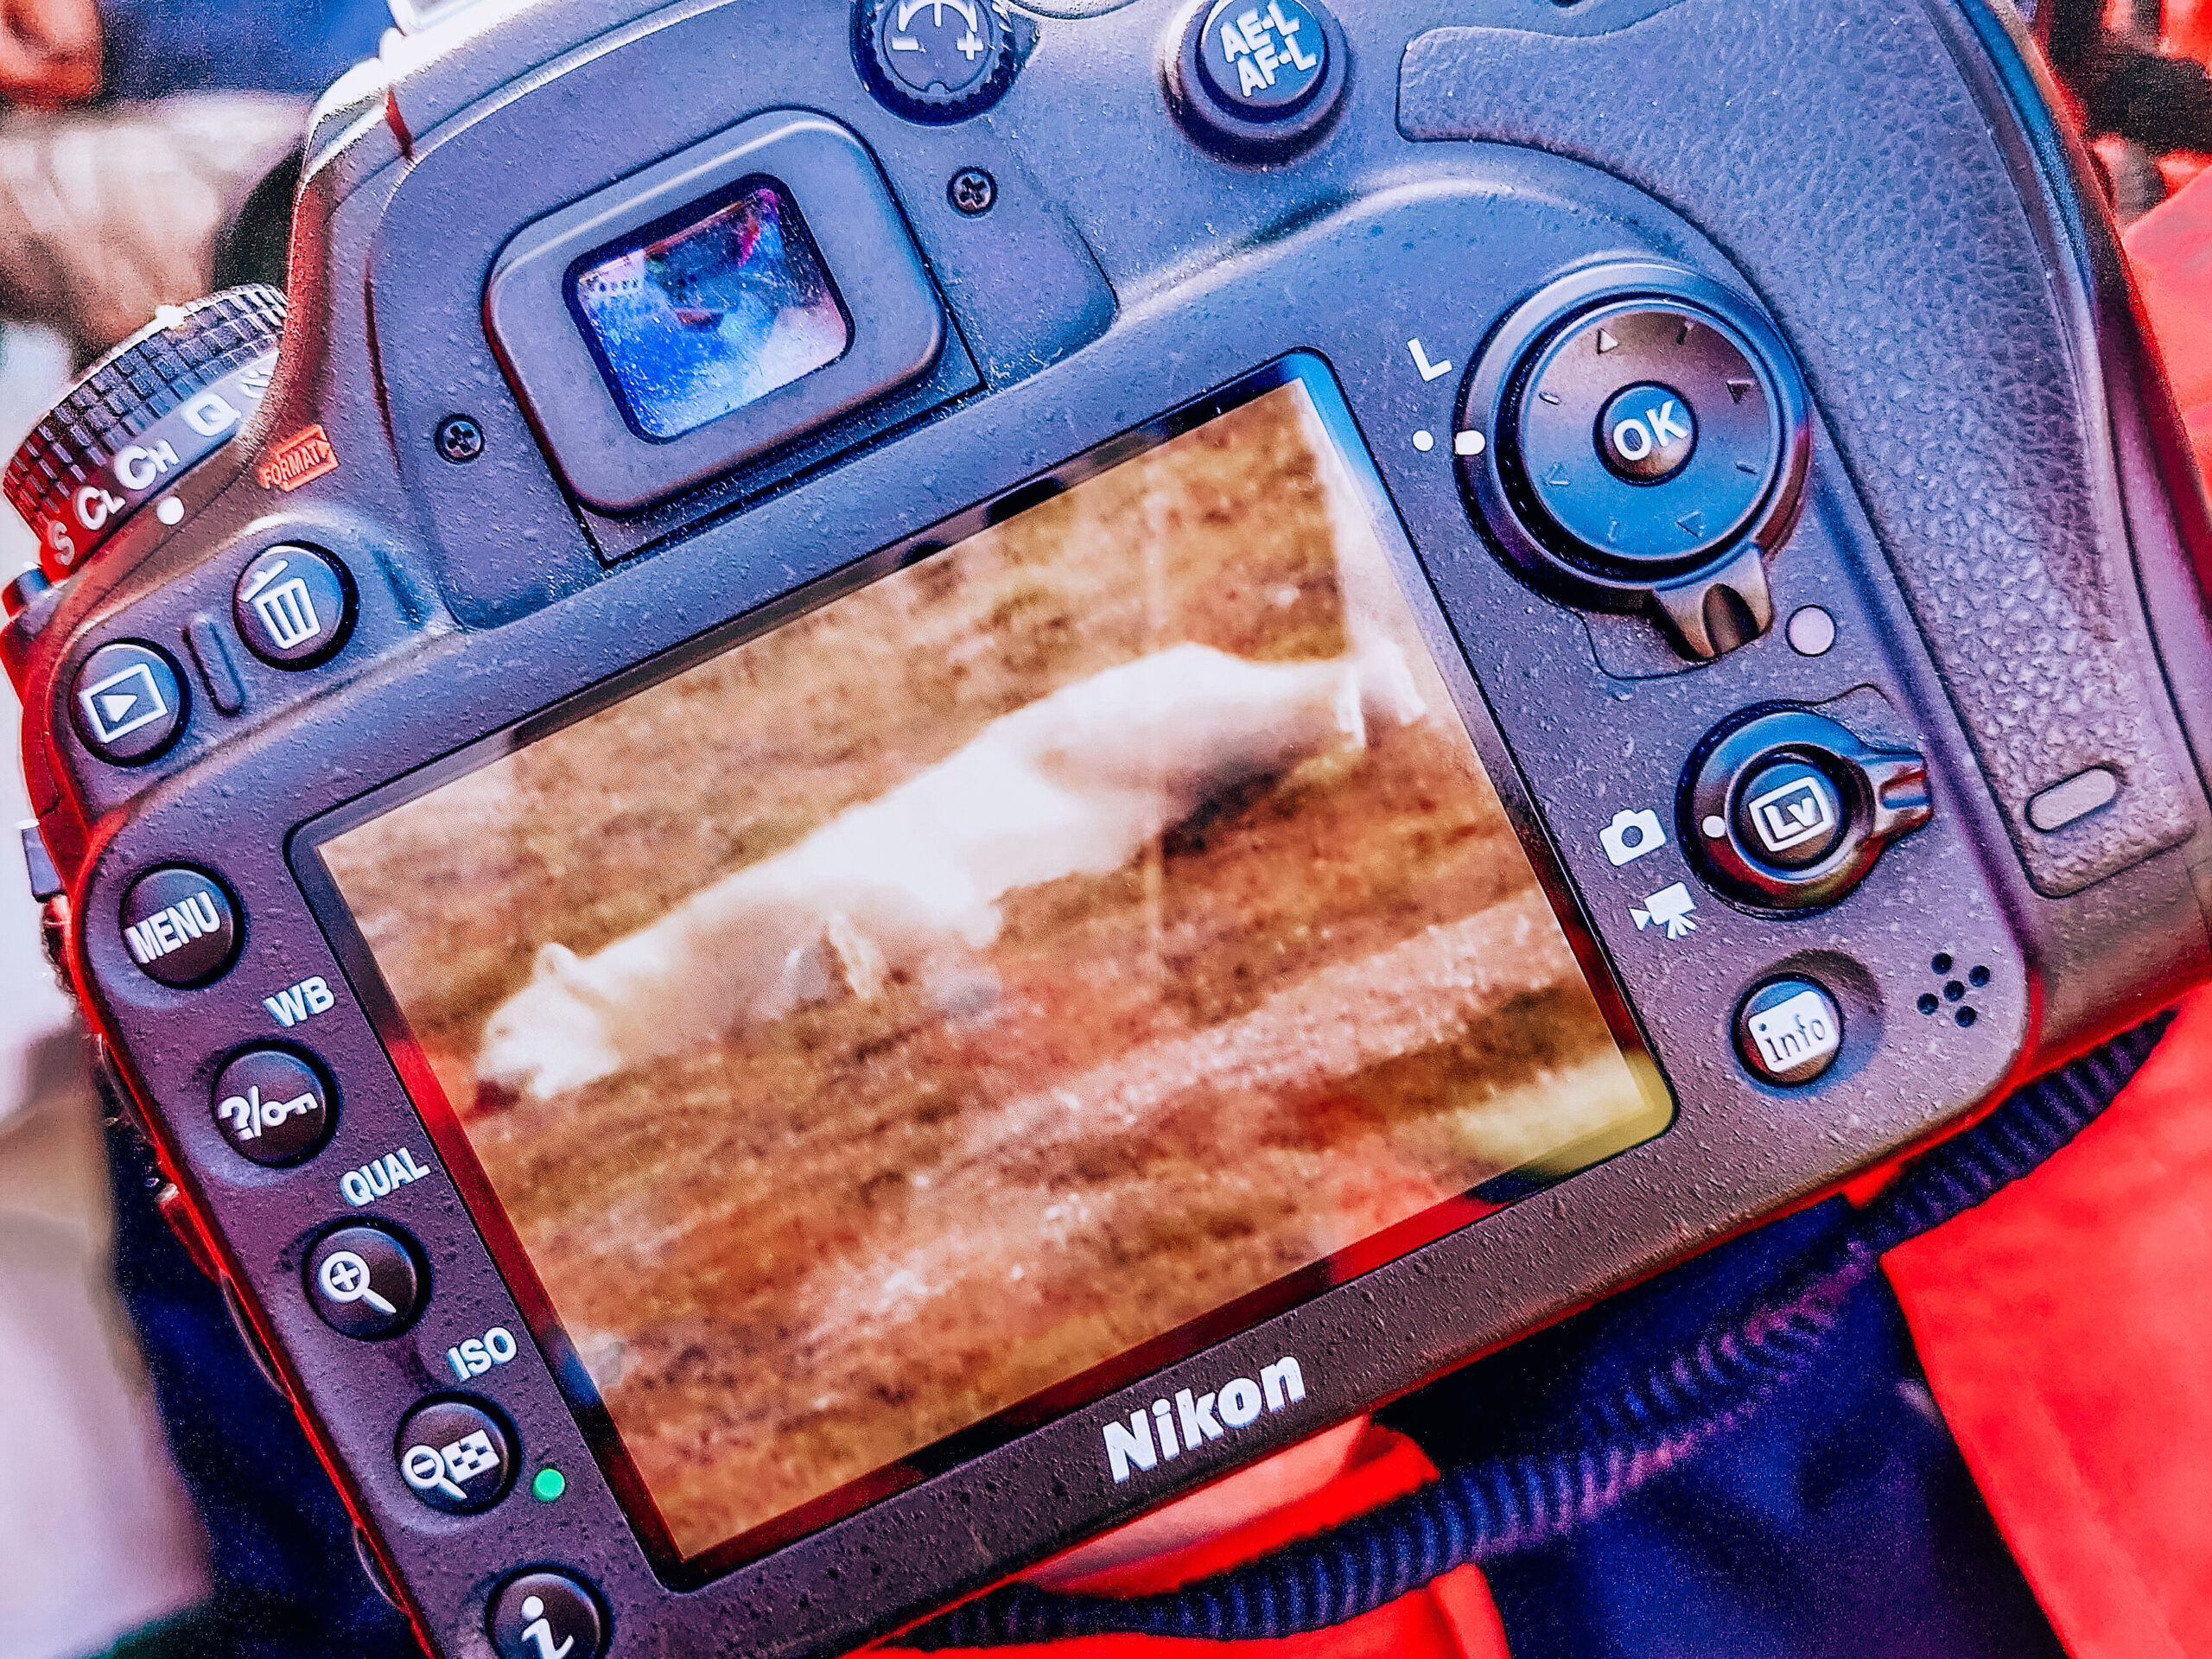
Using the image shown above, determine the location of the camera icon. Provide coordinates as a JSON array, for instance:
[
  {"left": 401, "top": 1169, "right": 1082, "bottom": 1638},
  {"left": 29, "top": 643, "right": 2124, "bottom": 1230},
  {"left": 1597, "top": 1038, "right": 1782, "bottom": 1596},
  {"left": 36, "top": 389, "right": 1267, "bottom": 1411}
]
[{"left": 1599, "top": 807, "right": 1668, "bottom": 867}]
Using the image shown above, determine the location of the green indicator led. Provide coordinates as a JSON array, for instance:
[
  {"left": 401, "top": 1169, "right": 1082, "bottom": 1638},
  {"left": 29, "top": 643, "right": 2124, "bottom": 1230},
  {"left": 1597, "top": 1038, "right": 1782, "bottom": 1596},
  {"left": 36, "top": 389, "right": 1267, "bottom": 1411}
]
[{"left": 531, "top": 1467, "right": 567, "bottom": 1503}]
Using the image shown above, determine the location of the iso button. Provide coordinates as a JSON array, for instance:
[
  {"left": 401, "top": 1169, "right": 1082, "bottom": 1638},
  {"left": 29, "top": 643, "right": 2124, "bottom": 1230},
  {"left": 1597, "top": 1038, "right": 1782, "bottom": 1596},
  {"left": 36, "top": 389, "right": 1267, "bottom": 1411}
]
[
  {"left": 307, "top": 1223, "right": 423, "bottom": 1339},
  {"left": 73, "top": 640, "right": 186, "bottom": 763},
  {"left": 397, "top": 1397, "right": 515, "bottom": 1516},
  {"left": 1736, "top": 977, "right": 1843, "bottom": 1086},
  {"left": 233, "top": 544, "right": 353, "bottom": 668},
  {"left": 120, "top": 867, "right": 239, "bottom": 987},
  {"left": 213, "top": 1047, "right": 333, "bottom": 1166}
]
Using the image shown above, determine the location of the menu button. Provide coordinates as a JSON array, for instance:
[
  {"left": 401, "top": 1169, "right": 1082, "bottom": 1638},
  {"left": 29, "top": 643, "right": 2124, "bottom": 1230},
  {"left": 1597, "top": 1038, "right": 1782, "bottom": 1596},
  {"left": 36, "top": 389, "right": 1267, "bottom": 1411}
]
[{"left": 120, "top": 867, "right": 239, "bottom": 987}]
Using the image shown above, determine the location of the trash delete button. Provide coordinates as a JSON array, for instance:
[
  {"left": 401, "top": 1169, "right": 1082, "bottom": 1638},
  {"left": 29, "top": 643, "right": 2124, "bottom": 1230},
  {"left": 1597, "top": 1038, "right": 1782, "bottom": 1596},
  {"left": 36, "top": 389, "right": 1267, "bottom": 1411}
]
[{"left": 233, "top": 543, "right": 353, "bottom": 668}]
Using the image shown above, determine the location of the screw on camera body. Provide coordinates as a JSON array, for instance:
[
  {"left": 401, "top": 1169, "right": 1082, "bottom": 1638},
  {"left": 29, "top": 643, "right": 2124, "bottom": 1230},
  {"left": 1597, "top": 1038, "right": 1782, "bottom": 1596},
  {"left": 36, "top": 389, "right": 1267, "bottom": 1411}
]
[
  {"left": 948, "top": 168, "right": 997, "bottom": 216},
  {"left": 436, "top": 416, "right": 486, "bottom": 463}
]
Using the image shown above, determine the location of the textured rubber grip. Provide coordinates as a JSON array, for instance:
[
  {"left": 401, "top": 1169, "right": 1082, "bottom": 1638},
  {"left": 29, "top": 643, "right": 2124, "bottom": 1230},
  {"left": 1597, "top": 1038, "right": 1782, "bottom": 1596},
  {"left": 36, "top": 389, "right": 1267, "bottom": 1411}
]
[{"left": 4, "top": 285, "right": 286, "bottom": 581}]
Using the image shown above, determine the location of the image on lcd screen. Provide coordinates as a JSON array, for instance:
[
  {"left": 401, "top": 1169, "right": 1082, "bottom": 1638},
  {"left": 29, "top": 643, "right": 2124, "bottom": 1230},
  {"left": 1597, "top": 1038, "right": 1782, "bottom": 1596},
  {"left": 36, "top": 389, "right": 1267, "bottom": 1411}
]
[
  {"left": 318, "top": 373, "right": 1667, "bottom": 1564},
  {"left": 571, "top": 179, "right": 848, "bottom": 440}
]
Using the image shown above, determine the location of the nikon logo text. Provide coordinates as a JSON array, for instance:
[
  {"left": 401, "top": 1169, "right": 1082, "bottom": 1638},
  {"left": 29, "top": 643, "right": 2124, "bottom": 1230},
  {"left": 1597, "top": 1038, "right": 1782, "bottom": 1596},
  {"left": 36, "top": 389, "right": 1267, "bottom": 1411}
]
[{"left": 1102, "top": 1356, "right": 1306, "bottom": 1483}]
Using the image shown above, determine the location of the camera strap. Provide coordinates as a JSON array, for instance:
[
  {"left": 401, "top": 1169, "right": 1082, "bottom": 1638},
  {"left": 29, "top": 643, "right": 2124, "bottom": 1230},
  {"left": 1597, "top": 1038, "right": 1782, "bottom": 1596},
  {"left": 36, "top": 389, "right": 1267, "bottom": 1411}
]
[{"left": 902, "top": 1011, "right": 2175, "bottom": 1649}]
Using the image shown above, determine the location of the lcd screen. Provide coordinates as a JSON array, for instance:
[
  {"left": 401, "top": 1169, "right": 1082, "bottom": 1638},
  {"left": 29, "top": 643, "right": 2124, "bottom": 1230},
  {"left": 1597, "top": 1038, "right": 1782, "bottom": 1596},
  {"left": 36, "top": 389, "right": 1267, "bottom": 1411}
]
[
  {"left": 312, "top": 364, "right": 1669, "bottom": 1569},
  {"left": 570, "top": 179, "right": 849, "bottom": 440}
]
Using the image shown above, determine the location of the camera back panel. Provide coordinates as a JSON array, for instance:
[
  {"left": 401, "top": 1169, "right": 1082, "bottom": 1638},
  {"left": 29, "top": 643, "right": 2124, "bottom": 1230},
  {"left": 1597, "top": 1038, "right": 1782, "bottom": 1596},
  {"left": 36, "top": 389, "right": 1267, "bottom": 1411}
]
[{"left": 10, "top": 0, "right": 2212, "bottom": 1656}]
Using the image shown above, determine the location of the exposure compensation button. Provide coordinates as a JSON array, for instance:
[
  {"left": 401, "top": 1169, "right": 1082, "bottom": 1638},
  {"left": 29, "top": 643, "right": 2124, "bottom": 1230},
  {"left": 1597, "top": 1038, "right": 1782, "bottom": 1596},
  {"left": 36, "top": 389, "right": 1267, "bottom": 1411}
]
[
  {"left": 120, "top": 866, "right": 238, "bottom": 986},
  {"left": 489, "top": 1570, "right": 608, "bottom": 1659}
]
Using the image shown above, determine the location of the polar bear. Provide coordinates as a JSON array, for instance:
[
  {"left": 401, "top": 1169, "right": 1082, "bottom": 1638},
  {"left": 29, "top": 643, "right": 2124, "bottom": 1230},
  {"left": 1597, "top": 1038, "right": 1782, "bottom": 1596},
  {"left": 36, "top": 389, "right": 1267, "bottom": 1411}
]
[{"left": 474, "top": 637, "right": 1425, "bottom": 1102}]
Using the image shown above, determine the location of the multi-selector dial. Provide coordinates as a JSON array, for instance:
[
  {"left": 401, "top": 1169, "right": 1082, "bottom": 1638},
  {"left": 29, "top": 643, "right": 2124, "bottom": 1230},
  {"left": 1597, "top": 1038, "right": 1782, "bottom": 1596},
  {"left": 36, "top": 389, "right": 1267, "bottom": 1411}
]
[{"left": 1460, "top": 264, "right": 1811, "bottom": 660}]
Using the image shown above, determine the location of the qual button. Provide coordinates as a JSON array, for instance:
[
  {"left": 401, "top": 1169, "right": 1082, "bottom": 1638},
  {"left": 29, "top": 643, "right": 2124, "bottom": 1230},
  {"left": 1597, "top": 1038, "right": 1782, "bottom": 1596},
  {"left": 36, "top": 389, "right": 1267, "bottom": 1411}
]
[
  {"left": 234, "top": 544, "right": 353, "bottom": 667},
  {"left": 307, "top": 1223, "right": 424, "bottom": 1339},
  {"left": 72, "top": 640, "right": 187, "bottom": 764},
  {"left": 120, "top": 866, "right": 239, "bottom": 987},
  {"left": 213, "top": 1046, "right": 334, "bottom": 1166}
]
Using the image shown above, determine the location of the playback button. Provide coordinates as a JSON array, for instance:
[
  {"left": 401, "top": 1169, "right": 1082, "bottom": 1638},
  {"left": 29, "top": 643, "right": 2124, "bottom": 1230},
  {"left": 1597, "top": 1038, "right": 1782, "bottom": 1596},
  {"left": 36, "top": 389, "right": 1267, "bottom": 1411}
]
[{"left": 72, "top": 640, "right": 187, "bottom": 763}]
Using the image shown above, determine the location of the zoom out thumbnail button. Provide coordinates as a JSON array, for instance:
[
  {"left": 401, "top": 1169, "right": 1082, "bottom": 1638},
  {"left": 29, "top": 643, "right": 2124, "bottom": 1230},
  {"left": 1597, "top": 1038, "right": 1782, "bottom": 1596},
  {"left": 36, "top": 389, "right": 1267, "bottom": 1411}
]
[{"left": 396, "top": 1397, "right": 515, "bottom": 1516}]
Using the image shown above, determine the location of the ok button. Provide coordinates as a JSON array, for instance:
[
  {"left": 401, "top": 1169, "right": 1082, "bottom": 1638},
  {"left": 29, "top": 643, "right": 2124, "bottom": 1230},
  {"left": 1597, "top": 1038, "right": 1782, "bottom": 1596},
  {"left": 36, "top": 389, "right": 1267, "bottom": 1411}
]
[{"left": 1598, "top": 382, "right": 1697, "bottom": 483}]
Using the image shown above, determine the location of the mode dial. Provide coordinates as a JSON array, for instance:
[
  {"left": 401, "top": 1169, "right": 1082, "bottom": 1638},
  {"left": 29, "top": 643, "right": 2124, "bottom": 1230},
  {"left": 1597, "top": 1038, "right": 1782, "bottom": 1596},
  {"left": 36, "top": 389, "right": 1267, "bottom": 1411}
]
[
  {"left": 4, "top": 286, "right": 285, "bottom": 582},
  {"left": 858, "top": 0, "right": 1031, "bottom": 123}
]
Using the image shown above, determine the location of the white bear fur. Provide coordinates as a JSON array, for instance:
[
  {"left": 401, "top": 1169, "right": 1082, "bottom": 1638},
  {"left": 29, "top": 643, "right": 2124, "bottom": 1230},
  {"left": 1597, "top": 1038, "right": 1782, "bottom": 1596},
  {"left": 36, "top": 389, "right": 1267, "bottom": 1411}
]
[{"left": 474, "top": 637, "right": 1425, "bottom": 1101}]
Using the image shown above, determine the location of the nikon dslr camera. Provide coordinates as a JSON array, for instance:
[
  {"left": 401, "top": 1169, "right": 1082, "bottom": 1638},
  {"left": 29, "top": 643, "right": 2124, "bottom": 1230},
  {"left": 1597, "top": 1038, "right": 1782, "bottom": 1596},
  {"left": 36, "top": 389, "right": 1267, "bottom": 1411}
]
[{"left": 6, "top": 0, "right": 2210, "bottom": 1654}]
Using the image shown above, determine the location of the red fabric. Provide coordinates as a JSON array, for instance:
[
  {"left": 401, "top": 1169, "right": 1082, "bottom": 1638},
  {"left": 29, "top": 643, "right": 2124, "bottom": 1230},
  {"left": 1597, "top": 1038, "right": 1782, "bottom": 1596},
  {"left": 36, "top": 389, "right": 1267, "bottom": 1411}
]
[
  {"left": 2127, "top": 168, "right": 2212, "bottom": 484},
  {"left": 1885, "top": 166, "right": 2212, "bottom": 1658},
  {"left": 1885, "top": 989, "right": 2212, "bottom": 1659}
]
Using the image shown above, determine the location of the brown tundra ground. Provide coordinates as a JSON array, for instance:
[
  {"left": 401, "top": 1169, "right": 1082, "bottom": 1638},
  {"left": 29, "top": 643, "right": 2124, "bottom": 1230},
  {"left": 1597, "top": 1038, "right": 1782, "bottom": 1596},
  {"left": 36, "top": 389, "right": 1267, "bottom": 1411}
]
[{"left": 323, "top": 384, "right": 1657, "bottom": 1559}]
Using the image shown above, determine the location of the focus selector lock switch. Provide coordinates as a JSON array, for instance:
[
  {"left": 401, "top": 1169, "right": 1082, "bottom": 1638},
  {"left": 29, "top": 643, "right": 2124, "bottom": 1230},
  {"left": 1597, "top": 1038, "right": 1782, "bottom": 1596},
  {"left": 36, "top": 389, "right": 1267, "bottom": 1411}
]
[
  {"left": 1460, "top": 264, "right": 1812, "bottom": 660},
  {"left": 1684, "top": 708, "right": 1932, "bottom": 912}
]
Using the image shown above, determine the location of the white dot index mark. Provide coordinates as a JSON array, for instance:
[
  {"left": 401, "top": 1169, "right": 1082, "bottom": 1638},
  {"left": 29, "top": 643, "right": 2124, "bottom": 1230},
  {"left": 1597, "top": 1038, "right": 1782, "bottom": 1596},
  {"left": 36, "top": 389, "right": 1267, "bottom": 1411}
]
[
  {"left": 1412, "top": 429, "right": 1435, "bottom": 452},
  {"left": 154, "top": 496, "right": 183, "bottom": 526},
  {"left": 1453, "top": 430, "right": 1485, "bottom": 457},
  {"left": 1702, "top": 815, "right": 1728, "bottom": 838}
]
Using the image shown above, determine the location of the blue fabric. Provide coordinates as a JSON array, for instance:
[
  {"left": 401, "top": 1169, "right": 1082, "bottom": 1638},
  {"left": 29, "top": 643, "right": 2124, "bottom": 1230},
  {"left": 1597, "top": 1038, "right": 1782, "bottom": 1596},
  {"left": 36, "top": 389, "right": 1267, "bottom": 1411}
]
[
  {"left": 105, "top": 1116, "right": 416, "bottom": 1658},
  {"left": 1383, "top": 1201, "right": 2069, "bottom": 1659},
  {"left": 98, "top": 0, "right": 389, "bottom": 103}
]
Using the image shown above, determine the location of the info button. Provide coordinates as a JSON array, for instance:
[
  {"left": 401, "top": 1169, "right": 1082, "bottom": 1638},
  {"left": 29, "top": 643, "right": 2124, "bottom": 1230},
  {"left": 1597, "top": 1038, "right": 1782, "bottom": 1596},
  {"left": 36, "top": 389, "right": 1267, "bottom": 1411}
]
[{"left": 1735, "top": 977, "right": 1843, "bottom": 1086}]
